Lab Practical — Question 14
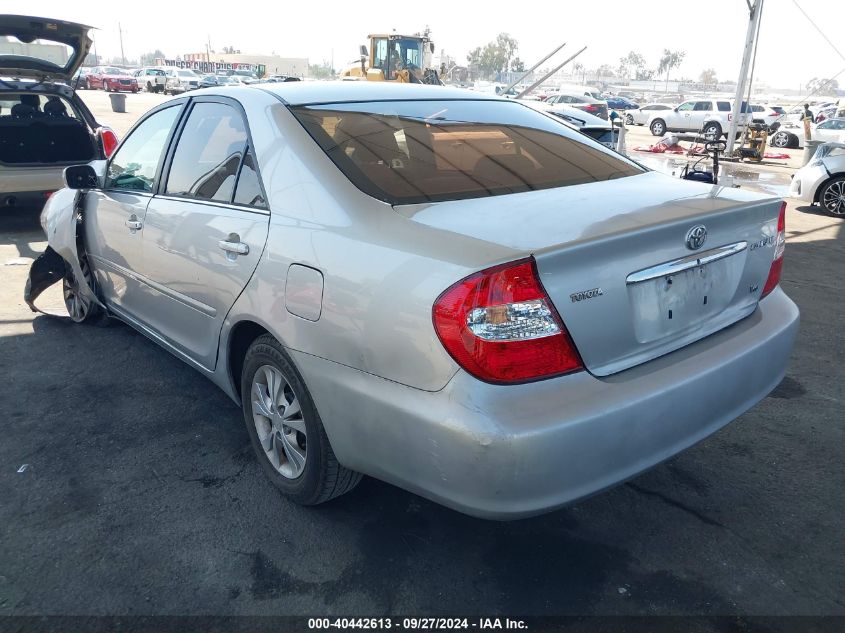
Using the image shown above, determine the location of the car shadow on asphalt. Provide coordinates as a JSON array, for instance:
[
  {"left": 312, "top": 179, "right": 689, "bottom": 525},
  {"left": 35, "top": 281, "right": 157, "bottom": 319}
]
[{"left": 0, "top": 206, "right": 45, "bottom": 261}]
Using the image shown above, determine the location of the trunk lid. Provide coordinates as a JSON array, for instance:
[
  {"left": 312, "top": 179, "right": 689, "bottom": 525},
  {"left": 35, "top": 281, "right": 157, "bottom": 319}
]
[
  {"left": 0, "top": 15, "right": 92, "bottom": 81},
  {"left": 397, "top": 171, "right": 783, "bottom": 376}
]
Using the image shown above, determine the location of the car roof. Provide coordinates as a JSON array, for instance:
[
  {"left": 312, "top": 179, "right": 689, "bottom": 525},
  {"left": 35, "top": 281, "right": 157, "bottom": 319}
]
[{"left": 259, "top": 81, "right": 496, "bottom": 105}]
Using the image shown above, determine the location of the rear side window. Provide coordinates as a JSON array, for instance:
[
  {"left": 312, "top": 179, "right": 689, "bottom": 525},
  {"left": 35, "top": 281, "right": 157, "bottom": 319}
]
[
  {"left": 292, "top": 99, "right": 642, "bottom": 205},
  {"left": 165, "top": 102, "right": 247, "bottom": 202},
  {"left": 233, "top": 148, "right": 267, "bottom": 208},
  {"left": 694, "top": 101, "right": 711, "bottom": 111},
  {"left": 717, "top": 102, "right": 731, "bottom": 112}
]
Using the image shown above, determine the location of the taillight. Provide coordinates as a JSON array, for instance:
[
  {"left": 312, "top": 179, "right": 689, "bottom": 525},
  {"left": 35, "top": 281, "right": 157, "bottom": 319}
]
[
  {"left": 433, "top": 258, "right": 584, "bottom": 384},
  {"left": 585, "top": 104, "right": 598, "bottom": 111},
  {"left": 98, "top": 127, "right": 119, "bottom": 157},
  {"left": 761, "top": 202, "right": 786, "bottom": 298}
]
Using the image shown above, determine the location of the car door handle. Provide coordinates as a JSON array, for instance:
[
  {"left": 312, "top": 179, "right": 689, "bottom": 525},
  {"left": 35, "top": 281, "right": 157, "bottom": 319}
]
[
  {"left": 125, "top": 217, "right": 142, "bottom": 231},
  {"left": 218, "top": 239, "right": 249, "bottom": 256}
]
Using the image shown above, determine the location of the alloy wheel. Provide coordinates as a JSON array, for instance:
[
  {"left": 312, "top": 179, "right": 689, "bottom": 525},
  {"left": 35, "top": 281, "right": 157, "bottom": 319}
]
[
  {"left": 822, "top": 180, "right": 845, "bottom": 215},
  {"left": 62, "top": 258, "right": 93, "bottom": 322},
  {"left": 251, "top": 365, "right": 308, "bottom": 479}
]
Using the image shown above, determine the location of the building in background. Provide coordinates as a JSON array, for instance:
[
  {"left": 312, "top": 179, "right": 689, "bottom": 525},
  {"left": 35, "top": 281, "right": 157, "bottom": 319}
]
[
  {"left": 181, "top": 52, "right": 308, "bottom": 77},
  {"left": 0, "top": 36, "right": 69, "bottom": 67}
]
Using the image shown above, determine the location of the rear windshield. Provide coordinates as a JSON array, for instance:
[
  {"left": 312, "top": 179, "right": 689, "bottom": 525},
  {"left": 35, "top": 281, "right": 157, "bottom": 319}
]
[{"left": 291, "top": 99, "right": 642, "bottom": 205}]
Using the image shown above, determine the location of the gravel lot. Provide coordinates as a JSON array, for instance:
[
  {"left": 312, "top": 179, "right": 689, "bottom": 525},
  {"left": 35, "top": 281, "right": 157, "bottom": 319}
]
[{"left": 0, "top": 87, "right": 843, "bottom": 620}]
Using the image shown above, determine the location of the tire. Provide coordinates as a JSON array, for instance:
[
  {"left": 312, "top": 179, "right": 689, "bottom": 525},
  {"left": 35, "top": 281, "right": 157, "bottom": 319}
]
[
  {"left": 241, "top": 334, "right": 362, "bottom": 505},
  {"left": 86, "top": 78, "right": 94, "bottom": 90},
  {"left": 62, "top": 256, "right": 105, "bottom": 324},
  {"left": 818, "top": 177, "right": 845, "bottom": 216},
  {"left": 625, "top": 113, "right": 634, "bottom": 125},
  {"left": 702, "top": 122, "right": 722, "bottom": 139},
  {"left": 771, "top": 131, "right": 794, "bottom": 149},
  {"left": 147, "top": 81, "right": 153, "bottom": 92},
  {"left": 650, "top": 118, "right": 666, "bottom": 136}
]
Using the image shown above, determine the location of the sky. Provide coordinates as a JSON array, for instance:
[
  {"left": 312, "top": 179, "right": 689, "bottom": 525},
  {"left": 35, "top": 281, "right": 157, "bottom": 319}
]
[{"left": 6, "top": 0, "right": 844, "bottom": 92}]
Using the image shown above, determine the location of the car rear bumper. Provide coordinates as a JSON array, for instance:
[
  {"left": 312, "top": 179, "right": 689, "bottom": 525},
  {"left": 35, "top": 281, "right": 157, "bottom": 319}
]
[
  {"left": 291, "top": 288, "right": 799, "bottom": 519},
  {"left": 0, "top": 166, "right": 64, "bottom": 195}
]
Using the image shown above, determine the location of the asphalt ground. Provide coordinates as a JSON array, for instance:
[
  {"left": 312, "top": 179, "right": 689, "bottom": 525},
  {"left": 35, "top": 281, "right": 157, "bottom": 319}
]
[{"left": 0, "top": 89, "right": 843, "bottom": 623}]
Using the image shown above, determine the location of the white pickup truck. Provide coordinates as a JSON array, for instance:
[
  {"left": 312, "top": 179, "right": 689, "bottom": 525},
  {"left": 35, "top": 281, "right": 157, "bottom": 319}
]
[
  {"left": 132, "top": 67, "right": 167, "bottom": 93},
  {"left": 647, "top": 99, "right": 751, "bottom": 139}
]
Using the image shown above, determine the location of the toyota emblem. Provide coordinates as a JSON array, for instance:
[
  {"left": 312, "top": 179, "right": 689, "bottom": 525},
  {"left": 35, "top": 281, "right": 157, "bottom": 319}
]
[{"left": 685, "top": 225, "right": 707, "bottom": 250}]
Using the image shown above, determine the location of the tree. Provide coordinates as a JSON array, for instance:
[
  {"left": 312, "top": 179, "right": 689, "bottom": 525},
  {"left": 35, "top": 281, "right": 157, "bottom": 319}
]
[
  {"left": 657, "top": 49, "right": 685, "bottom": 92},
  {"left": 806, "top": 77, "right": 840, "bottom": 96},
  {"left": 465, "top": 33, "right": 521, "bottom": 79},
  {"left": 511, "top": 57, "right": 525, "bottom": 73},
  {"left": 617, "top": 51, "right": 646, "bottom": 81},
  {"left": 699, "top": 68, "right": 718, "bottom": 87},
  {"left": 595, "top": 64, "right": 614, "bottom": 81},
  {"left": 139, "top": 49, "right": 166, "bottom": 66},
  {"left": 309, "top": 61, "right": 334, "bottom": 80}
]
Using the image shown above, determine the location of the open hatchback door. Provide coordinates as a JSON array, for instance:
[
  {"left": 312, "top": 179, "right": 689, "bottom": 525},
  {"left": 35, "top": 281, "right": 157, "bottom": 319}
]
[{"left": 0, "top": 15, "right": 92, "bottom": 81}]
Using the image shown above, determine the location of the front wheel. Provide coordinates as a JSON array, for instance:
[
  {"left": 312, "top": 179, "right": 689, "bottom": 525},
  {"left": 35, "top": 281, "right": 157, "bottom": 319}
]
[
  {"left": 63, "top": 256, "right": 104, "bottom": 324},
  {"left": 819, "top": 177, "right": 845, "bottom": 216},
  {"left": 241, "top": 334, "right": 362, "bottom": 505},
  {"left": 650, "top": 118, "right": 666, "bottom": 136}
]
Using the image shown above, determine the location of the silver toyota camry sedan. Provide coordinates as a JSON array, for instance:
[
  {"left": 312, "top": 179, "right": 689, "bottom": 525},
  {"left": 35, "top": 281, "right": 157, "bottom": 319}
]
[{"left": 29, "top": 82, "right": 799, "bottom": 519}]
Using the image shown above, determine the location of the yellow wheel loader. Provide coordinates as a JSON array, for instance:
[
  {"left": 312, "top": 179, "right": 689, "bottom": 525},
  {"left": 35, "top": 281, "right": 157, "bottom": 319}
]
[{"left": 341, "top": 31, "right": 442, "bottom": 85}]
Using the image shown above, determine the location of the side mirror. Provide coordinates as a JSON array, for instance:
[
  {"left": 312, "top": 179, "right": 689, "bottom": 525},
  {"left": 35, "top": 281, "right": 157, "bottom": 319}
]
[
  {"left": 65, "top": 165, "right": 99, "bottom": 190},
  {"left": 360, "top": 44, "right": 368, "bottom": 57}
]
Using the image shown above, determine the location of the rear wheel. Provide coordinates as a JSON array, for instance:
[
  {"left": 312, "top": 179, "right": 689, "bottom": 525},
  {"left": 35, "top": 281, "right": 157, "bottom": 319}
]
[
  {"left": 146, "top": 81, "right": 153, "bottom": 92},
  {"left": 241, "top": 334, "right": 362, "bottom": 505},
  {"left": 650, "top": 118, "right": 666, "bottom": 136},
  {"left": 771, "top": 131, "right": 794, "bottom": 148},
  {"left": 819, "top": 177, "right": 845, "bottom": 216},
  {"left": 625, "top": 113, "right": 634, "bottom": 125},
  {"left": 702, "top": 122, "right": 722, "bottom": 139}
]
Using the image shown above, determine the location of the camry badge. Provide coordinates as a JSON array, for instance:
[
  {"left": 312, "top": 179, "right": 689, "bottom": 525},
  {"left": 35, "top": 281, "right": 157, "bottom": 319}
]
[{"left": 685, "top": 225, "right": 707, "bottom": 250}]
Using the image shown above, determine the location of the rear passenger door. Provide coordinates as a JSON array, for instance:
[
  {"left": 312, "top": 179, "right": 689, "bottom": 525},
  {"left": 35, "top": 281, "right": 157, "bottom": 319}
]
[
  {"left": 136, "top": 98, "right": 269, "bottom": 370},
  {"left": 84, "top": 103, "right": 184, "bottom": 317}
]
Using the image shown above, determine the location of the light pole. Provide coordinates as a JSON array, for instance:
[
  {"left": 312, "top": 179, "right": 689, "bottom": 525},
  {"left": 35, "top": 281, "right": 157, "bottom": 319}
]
[{"left": 726, "top": 0, "right": 765, "bottom": 156}]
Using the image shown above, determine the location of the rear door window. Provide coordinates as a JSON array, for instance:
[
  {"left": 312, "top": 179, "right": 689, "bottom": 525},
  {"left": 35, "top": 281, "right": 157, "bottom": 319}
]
[
  {"left": 292, "top": 99, "right": 642, "bottom": 205},
  {"left": 717, "top": 102, "right": 731, "bottom": 112},
  {"left": 694, "top": 101, "right": 712, "bottom": 111},
  {"left": 165, "top": 102, "right": 247, "bottom": 202},
  {"left": 233, "top": 148, "right": 267, "bottom": 208}
]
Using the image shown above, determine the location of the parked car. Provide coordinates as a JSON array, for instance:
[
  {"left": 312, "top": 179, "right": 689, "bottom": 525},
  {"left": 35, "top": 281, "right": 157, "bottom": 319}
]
[
  {"left": 647, "top": 99, "right": 751, "bottom": 138},
  {"left": 162, "top": 68, "right": 201, "bottom": 94},
  {"left": 543, "top": 93, "right": 608, "bottom": 120},
  {"left": 521, "top": 99, "right": 617, "bottom": 149},
  {"left": 132, "top": 67, "right": 167, "bottom": 93},
  {"left": 199, "top": 74, "right": 220, "bottom": 88},
  {"left": 749, "top": 104, "right": 785, "bottom": 129},
  {"left": 625, "top": 102, "right": 674, "bottom": 126},
  {"left": 789, "top": 142, "right": 845, "bottom": 215},
  {"left": 604, "top": 96, "right": 639, "bottom": 111},
  {"left": 0, "top": 15, "right": 119, "bottom": 212},
  {"left": 30, "top": 82, "right": 798, "bottom": 519},
  {"left": 85, "top": 66, "right": 138, "bottom": 92},
  {"left": 815, "top": 105, "right": 837, "bottom": 123},
  {"left": 71, "top": 66, "right": 92, "bottom": 89},
  {"left": 554, "top": 83, "right": 605, "bottom": 100},
  {"left": 770, "top": 118, "right": 845, "bottom": 149}
]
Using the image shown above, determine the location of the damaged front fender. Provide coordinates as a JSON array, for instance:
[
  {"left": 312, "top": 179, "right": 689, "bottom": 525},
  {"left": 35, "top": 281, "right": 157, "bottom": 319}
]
[{"left": 25, "top": 187, "right": 105, "bottom": 315}]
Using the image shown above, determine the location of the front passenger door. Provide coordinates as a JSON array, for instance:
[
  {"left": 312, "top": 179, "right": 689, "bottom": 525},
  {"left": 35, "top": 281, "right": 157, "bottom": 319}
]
[{"left": 84, "top": 104, "right": 183, "bottom": 317}]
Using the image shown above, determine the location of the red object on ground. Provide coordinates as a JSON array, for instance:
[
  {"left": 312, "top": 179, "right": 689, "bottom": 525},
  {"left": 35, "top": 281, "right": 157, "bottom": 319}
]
[{"left": 633, "top": 143, "right": 686, "bottom": 154}]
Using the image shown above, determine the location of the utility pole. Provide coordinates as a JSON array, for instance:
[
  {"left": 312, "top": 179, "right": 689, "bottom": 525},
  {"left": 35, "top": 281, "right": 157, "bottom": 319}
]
[
  {"left": 118, "top": 22, "right": 126, "bottom": 65},
  {"left": 502, "top": 42, "right": 567, "bottom": 94},
  {"left": 516, "top": 46, "right": 587, "bottom": 99},
  {"left": 726, "top": 0, "right": 764, "bottom": 156}
]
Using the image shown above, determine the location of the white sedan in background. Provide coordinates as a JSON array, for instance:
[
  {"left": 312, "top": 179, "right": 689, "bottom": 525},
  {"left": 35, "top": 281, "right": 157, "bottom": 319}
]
[
  {"left": 624, "top": 103, "right": 674, "bottom": 126},
  {"left": 770, "top": 118, "right": 845, "bottom": 149},
  {"left": 789, "top": 142, "right": 845, "bottom": 215}
]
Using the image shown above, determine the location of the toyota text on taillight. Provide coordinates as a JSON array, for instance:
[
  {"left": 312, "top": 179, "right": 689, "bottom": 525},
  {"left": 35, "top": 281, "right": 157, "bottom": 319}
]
[
  {"left": 761, "top": 202, "right": 786, "bottom": 297},
  {"left": 433, "top": 258, "right": 584, "bottom": 384}
]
